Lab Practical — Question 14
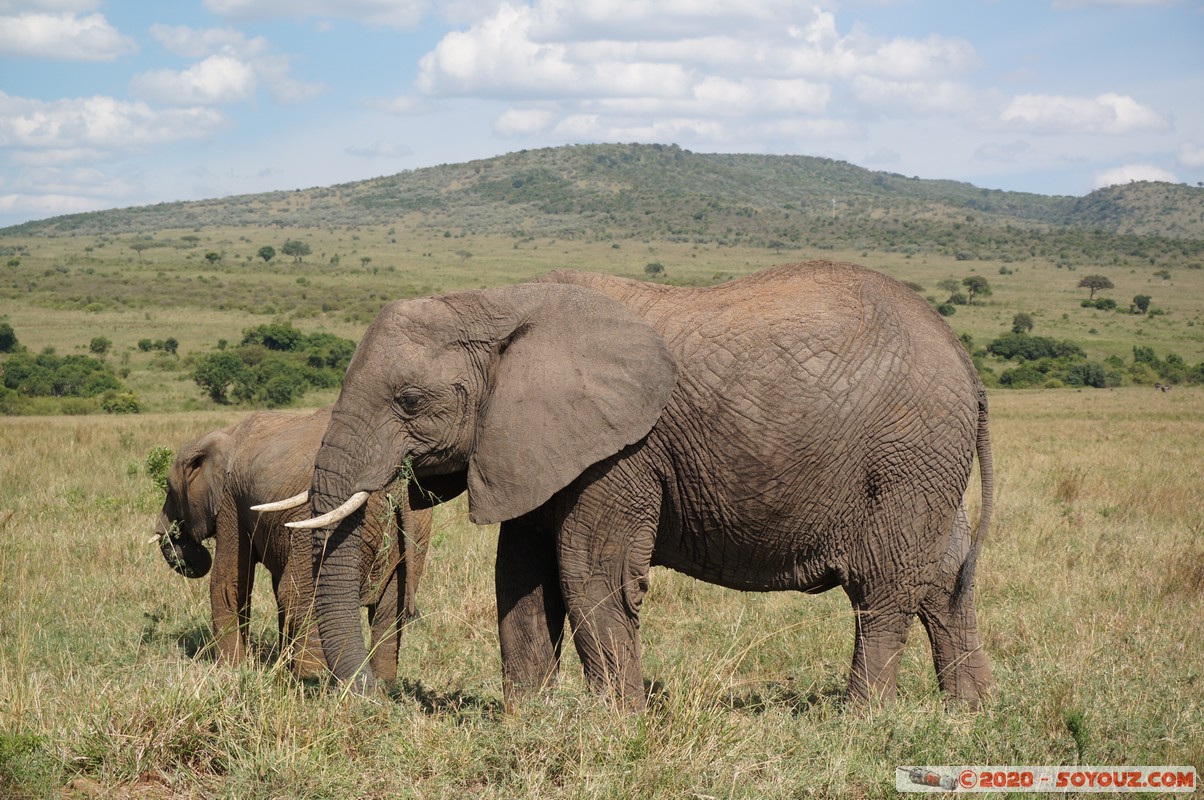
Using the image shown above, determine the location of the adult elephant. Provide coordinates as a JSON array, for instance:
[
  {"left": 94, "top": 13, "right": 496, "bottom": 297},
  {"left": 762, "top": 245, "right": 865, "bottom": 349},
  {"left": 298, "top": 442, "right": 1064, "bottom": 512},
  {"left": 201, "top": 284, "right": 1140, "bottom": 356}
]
[
  {"left": 288, "top": 261, "right": 994, "bottom": 708},
  {"left": 155, "top": 407, "right": 431, "bottom": 680}
]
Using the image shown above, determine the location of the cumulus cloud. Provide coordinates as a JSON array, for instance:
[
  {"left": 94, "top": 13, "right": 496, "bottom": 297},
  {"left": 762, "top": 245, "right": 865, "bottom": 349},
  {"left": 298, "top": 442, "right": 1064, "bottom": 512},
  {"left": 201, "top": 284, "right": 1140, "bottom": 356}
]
[
  {"left": 494, "top": 107, "right": 557, "bottom": 136},
  {"left": 136, "top": 26, "right": 323, "bottom": 106},
  {"left": 1178, "top": 141, "right": 1204, "bottom": 168},
  {"left": 367, "top": 94, "right": 439, "bottom": 115},
  {"left": 1000, "top": 93, "right": 1168, "bottom": 135},
  {"left": 414, "top": 3, "right": 976, "bottom": 149},
  {"left": 149, "top": 23, "right": 269, "bottom": 59},
  {"left": 345, "top": 140, "right": 414, "bottom": 158},
  {"left": 975, "top": 140, "right": 1031, "bottom": 164},
  {"left": 0, "top": 10, "right": 135, "bottom": 60},
  {"left": 131, "top": 56, "right": 258, "bottom": 106},
  {"left": 0, "top": 90, "right": 226, "bottom": 154},
  {"left": 1093, "top": 163, "right": 1179, "bottom": 189},
  {"left": 203, "top": 0, "right": 428, "bottom": 29}
]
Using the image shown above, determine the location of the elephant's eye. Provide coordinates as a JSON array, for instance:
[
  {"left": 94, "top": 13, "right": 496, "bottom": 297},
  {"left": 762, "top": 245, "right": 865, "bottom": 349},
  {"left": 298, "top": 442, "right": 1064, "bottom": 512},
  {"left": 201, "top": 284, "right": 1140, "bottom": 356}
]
[{"left": 396, "top": 389, "right": 425, "bottom": 414}]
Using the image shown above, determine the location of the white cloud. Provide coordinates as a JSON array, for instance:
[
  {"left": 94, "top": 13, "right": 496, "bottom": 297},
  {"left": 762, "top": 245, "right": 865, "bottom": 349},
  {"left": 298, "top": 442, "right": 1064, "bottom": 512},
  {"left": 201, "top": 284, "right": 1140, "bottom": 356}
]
[
  {"left": 0, "top": 91, "right": 226, "bottom": 153},
  {"left": 1053, "top": 0, "right": 1178, "bottom": 7},
  {"left": 367, "top": 94, "right": 439, "bottom": 114},
  {"left": 0, "top": 10, "right": 135, "bottom": 60},
  {"left": 494, "top": 107, "right": 557, "bottom": 136},
  {"left": 203, "top": 0, "right": 428, "bottom": 29},
  {"left": 975, "top": 140, "right": 1031, "bottom": 164},
  {"left": 0, "top": 192, "right": 112, "bottom": 217},
  {"left": 1093, "top": 163, "right": 1179, "bottom": 189},
  {"left": 9, "top": 146, "right": 103, "bottom": 166},
  {"left": 413, "top": 3, "right": 975, "bottom": 150},
  {"left": 131, "top": 56, "right": 258, "bottom": 106},
  {"left": 0, "top": 1, "right": 101, "bottom": 11},
  {"left": 149, "top": 23, "right": 269, "bottom": 59},
  {"left": 1178, "top": 141, "right": 1204, "bottom": 168},
  {"left": 1000, "top": 93, "right": 1168, "bottom": 135},
  {"left": 851, "top": 77, "right": 974, "bottom": 115},
  {"left": 345, "top": 140, "right": 414, "bottom": 158},
  {"left": 138, "top": 26, "right": 323, "bottom": 106}
]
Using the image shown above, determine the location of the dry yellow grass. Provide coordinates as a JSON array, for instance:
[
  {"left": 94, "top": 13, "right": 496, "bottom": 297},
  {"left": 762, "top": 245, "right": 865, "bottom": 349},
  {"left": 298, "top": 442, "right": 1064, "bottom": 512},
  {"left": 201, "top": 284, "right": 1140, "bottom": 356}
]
[{"left": 1, "top": 387, "right": 1201, "bottom": 797}]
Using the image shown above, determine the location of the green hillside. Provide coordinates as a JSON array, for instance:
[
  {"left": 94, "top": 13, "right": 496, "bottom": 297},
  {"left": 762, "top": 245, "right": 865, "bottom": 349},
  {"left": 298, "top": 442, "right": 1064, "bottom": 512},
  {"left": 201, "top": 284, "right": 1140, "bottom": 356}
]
[{"left": 5, "top": 144, "right": 1203, "bottom": 267}]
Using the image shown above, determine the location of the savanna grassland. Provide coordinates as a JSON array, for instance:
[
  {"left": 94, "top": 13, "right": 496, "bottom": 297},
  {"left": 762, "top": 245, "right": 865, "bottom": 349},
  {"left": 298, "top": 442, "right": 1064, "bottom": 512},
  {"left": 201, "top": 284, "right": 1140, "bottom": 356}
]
[{"left": 2, "top": 146, "right": 1203, "bottom": 797}]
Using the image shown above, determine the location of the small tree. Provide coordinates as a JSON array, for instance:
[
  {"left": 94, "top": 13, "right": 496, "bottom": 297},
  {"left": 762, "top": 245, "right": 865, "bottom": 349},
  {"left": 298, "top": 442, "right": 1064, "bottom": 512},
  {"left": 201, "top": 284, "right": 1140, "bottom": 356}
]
[
  {"left": 1132, "top": 294, "right": 1152, "bottom": 314},
  {"left": 204, "top": 251, "right": 222, "bottom": 265},
  {"left": 644, "top": 262, "right": 665, "bottom": 278},
  {"left": 962, "top": 275, "right": 992, "bottom": 304},
  {"left": 1154, "top": 269, "right": 1170, "bottom": 283},
  {"left": 1077, "top": 274, "right": 1114, "bottom": 300},
  {"left": 193, "top": 351, "right": 244, "bottom": 403},
  {"left": 1011, "top": 312, "right": 1034, "bottom": 334},
  {"left": 361, "top": 256, "right": 372, "bottom": 269},
  {"left": 89, "top": 336, "right": 111, "bottom": 357},
  {"left": 0, "top": 322, "right": 18, "bottom": 353},
  {"left": 936, "top": 278, "right": 961, "bottom": 296},
  {"left": 257, "top": 245, "right": 276, "bottom": 263},
  {"left": 163, "top": 337, "right": 179, "bottom": 355},
  {"left": 281, "top": 240, "right": 311, "bottom": 263}
]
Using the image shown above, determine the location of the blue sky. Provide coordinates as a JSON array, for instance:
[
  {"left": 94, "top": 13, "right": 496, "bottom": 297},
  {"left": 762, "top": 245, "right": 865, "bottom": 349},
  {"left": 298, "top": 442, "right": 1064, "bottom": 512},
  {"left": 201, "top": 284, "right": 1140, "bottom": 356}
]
[{"left": 2, "top": 0, "right": 1202, "bottom": 228}]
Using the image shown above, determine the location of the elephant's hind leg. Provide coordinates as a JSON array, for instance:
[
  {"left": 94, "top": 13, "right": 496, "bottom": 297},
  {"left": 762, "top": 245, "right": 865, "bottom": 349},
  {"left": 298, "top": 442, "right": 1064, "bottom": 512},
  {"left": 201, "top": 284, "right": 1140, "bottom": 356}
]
[
  {"left": 842, "top": 488, "right": 955, "bottom": 705},
  {"left": 918, "top": 505, "right": 992, "bottom": 708}
]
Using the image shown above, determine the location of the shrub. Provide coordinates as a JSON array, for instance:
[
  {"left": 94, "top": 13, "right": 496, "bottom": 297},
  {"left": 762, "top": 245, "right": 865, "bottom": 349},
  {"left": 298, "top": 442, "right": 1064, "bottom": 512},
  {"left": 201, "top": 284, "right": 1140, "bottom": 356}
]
[
  {"left": 936, "top": 303, "right": 956, "bottom": 317},
  {"left": 0, "top": 322, "right": 18, "bottom": 353},
  {"left": 102, "top": 392, "right": 141, "bottom": 414},
  {"left": 145, "top": 446, "right": 173, "bottom": 493},
  {"left": 987, "top": 333, "right": 1085, "bottom": 362},
  {"left": 193, "top": 351, "right": 245, "bottom": 403}
]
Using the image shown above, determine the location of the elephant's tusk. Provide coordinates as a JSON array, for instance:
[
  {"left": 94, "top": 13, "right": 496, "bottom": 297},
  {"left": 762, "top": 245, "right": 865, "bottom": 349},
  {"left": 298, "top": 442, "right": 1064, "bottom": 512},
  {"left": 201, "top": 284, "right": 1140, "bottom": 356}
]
[
  {"left": 250, "top": 491, "right": 310, "bottom": 513},
  {"left": 285, "top": 491, "right": 369, "bottom": 529}
]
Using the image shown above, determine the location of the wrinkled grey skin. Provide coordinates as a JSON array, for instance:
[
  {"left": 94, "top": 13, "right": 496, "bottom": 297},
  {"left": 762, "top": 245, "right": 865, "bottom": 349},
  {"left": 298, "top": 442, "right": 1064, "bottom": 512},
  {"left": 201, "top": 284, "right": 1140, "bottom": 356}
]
[
  {"left": 155, "top": 407, "right": 431, "bottom": 679},
  {"left": 306, "top": 261, "right": 994, "bottom": 708}
]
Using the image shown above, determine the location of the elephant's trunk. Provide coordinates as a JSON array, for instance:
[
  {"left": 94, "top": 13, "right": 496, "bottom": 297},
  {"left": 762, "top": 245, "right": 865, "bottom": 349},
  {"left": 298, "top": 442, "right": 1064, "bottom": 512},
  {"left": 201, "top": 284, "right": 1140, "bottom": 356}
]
[
  {"left": 155, "top": 514, "right": 212, "bottom": 578},
  {"left": 309, "top": 413, "right": 389, "bottom": 691}
]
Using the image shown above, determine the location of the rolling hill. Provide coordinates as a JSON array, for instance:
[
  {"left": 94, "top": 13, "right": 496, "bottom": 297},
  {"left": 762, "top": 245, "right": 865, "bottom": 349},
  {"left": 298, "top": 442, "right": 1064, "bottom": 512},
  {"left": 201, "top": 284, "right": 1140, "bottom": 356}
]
[{"left": 4, "top": 144, "right": 1203, "bottom": 258}]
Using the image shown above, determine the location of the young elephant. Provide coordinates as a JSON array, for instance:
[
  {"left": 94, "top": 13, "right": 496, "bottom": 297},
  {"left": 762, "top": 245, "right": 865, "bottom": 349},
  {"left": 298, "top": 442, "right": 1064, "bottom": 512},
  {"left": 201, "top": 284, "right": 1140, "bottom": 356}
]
[{"left": 155, "top": 406, "right": 431, "bottom": 680}]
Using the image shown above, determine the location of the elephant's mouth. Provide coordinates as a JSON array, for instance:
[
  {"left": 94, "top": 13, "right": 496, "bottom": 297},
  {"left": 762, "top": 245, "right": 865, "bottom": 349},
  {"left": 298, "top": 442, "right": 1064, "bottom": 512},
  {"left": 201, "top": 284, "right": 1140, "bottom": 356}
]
[{"left": 157, "top": 519, "right": 213, "bottom": 578}]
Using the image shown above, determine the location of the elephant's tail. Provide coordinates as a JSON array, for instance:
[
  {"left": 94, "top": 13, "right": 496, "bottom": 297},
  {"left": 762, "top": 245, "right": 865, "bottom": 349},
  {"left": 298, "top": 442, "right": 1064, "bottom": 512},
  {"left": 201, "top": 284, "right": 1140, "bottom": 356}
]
[{"left": 953, "top": 388, "right": 993, "bottom": 610}]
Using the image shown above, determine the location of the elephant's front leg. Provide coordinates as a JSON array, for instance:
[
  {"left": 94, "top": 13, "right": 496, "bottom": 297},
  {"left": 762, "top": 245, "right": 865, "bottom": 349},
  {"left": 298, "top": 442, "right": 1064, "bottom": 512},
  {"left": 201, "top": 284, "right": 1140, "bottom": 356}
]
[
  {"left": 209, "top": 518, "right": 254, "bottom": 664},
  {"left": 496, "top": 516, "right": 566, "bottom": 709},
  {"left": 555, "top": 470, "right": 659, "bottom": 710}
]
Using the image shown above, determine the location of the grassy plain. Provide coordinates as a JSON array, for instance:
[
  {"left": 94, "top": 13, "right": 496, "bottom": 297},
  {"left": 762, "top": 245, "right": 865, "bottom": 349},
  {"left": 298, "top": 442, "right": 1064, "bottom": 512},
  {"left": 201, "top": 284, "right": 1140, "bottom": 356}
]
[
  {"left": 0, "top": 387, "right": 1201, "bottom": 798},
  {"left": 2, "top": 221, "right": 1203, "bottom": 797},
  {"left": 2, "top": 223, "right": 1203, "bottom": 413}
]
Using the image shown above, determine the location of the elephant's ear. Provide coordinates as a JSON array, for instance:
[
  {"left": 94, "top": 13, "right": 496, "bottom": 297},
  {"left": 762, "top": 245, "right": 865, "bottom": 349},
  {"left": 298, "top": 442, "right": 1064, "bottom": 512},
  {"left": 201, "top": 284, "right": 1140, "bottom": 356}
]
[
  {"left": 183, "top": 430, "right": 231, "bottom": 535},
  {"left": 467, "top": 284, "right": 677, "bottom": 525}
]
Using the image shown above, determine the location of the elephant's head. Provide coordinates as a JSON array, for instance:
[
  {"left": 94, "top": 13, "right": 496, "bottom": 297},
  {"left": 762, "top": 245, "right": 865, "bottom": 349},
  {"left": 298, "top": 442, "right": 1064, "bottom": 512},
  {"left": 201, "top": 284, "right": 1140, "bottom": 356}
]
[
  {"left": 154, "top": 430, "right": 231, "bottom": 579},
  {"left": 293, "top": 281, "right": 677, "bottom": 686}
]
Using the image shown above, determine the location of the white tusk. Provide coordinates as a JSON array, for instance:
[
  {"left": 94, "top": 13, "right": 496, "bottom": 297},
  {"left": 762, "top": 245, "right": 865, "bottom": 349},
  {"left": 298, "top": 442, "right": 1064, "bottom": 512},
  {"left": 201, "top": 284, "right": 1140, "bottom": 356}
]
[
  {"left": 250, "top": 491, "right": 310, "bottom": 513},
  {"left": 285, "top": 491, "right": 369, "bottom": 530}
]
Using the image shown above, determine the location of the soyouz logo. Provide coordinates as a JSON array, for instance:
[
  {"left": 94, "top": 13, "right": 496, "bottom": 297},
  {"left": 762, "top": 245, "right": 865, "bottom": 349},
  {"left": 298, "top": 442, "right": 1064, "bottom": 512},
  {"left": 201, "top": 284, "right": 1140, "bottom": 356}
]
[{"left": 896, "top": 766, "right": 1197, "bottom": 793}]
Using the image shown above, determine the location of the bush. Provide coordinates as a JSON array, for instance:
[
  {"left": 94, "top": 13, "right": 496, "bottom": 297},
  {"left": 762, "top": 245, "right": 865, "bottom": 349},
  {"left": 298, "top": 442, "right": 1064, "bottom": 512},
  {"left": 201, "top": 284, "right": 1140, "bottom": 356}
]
[
  {"left": 145, "top": 446, "right": 173, "bottom": 493},
  {"left": 0, "top": 322, "right": 18, "bottom": 353},
  {"left": 1, "top": 352, "right": 123, "bottom": 398},
  {"left": 102, "top": 392, "right": 141, "bottom": 414},
  {"left": 987, "top": 333, "right": 1085, "bottom": 362},
  {"left": 193, "top": 323, "right": 356, "bottom": 407},
  {"left": 193, "top": 351, "right": 245, "bottom": 403},
  {"left": 1080, "top": 298, "right": 1117, "bottom": 310},
  {"left": 937, "top": 303, "right": 956, "bottom": 317}
]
